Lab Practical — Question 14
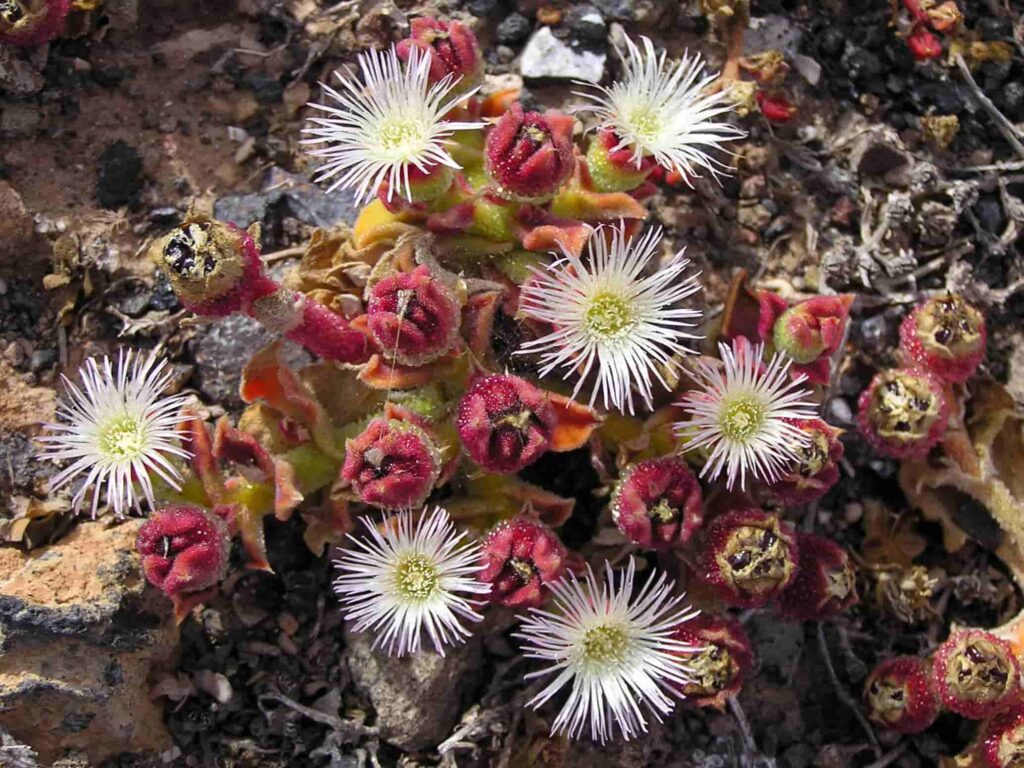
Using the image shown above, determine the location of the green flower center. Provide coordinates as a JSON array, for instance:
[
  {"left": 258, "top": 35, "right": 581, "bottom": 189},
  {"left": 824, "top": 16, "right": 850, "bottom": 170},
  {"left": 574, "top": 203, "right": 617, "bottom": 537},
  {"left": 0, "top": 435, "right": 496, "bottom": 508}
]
[
  {"left": 97, "top": 414, "right": 147, "bottom": 461},
  {"left": 584, "top": 292, "right": 636, "bottom": 339},
  {"left": 718, "top": 395, "right": 766, "bottom": 442},
  {"left": 580, "top": 623, "right": 630, "bottom": 668},
  {"left": 627, "top": 106, "right": 661, "bottom": 143},
  {"left": 393, "top": 553, "right": 440, "bottom": 602},
  {"left": 378, "top": 119, "right": 424, "bottom": 153}
]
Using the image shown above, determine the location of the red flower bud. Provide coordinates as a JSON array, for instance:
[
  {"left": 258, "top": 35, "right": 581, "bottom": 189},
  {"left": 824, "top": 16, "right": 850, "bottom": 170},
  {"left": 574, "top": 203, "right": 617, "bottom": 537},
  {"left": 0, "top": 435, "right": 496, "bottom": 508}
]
[
  {"left": 341, "top": 417, "right": 442, "bottom": 509},
  {"left": 722, "top": 276, "right": 788, "bottom": 346},
  {"left": 672, "top": 615, "right": 753, "bottom": 710},
  {"left": 585, "top": 128, "right": 658, "bottom": 193},
  {"left": 932, "top": 629, "right": 1022, "bottom": 719},
  {"left": 611, "top": 458, "right": 704, "bottom": 550},
  {"left": 456, "top": 374, "right": 557, "bottom": 474},
  {"left": 766, "top": 419, "right": 843, "bottom": 505},
  {"left": 779, "top": 532, "right": 858, "bottom": 621},
  {"left": 982, "top": 706, "right": 1024, "bottom": 768},
  {"left": 136, "top": 505, "right": 231, "bottom": 620},
  {"left": 479, "top": 517, "right": 568, "bottom": 608},
  {"left": 698, "top": 509, "right": 800, "bottom": 608},
  {"left": 899, "top": 294, "right": 986, "bottom": 383},
  {"left": 755, "top": 91, "right": 798, "bottom": 123},
  {"left": 908, "top": 25, "right": 943, "bottom": 61},
  {"left": 366, "top": 265, "right": 462, "bottom": 367},
  {"left": 772, "top": 294, "right": 853, "bottom": 369},
  {"left": 0, "top": 0, "right": 69, "bottom": 46},
  {"left": 864, "top": 656, "right": 941, "bottom": 734},
  {"left": 396, "top": 17, "right": 484, "bottom": 96},
  {"left": 485, "top": 103, "right": 576, "bottom": 203},
  {"left": 856, "top": 367, "right": 950, "bottom": 460}
]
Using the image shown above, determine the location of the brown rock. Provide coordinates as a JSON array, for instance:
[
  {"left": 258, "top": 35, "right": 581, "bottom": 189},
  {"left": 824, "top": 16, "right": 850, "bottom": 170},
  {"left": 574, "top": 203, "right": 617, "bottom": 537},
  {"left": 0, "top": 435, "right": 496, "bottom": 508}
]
[
  {"left": 0, "top": 520, "right": 179, "bottom": 764},
  {"left": 0, "top": 181, "right": 37, "bottom": 270}
]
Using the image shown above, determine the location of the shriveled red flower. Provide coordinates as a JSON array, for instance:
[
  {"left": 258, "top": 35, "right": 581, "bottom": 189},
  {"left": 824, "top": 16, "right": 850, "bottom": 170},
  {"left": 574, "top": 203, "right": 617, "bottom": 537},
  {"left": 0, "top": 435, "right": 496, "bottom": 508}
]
[
  {"left": 396, "top": 17, "right": 484, "bottom": 96},
  {"left": 136, "top": 505, "right": 231, "bottom": 621},
  {"left": 611, "top": 458, "right": 704, "bottom": 550},
  {"left": 982, "top": 706, "right": 1024, "bottom": 768},
  {"left": 671, "top": 614, "right": 753, "bottom": 710},
  {"left": 772, "top": 294, "right": 854, "bottom": 383},
  {"left": 856, "top": 367, "right": 950, "bottom": 460},
  {"left": 698, "top": 508, "right": 799, "bottom": 608},
  {"left": 456, "top": 374, "right": 557, "bottom": 474},
  {"left": 899, "top": 294, "right": 986, "bottom": 383},
  {"left": 485, "top": 103, "right": 576, "bottom": 203},
  {"left": 366, "top": 265, "right": 462, "bottom": 367},
  {"left": 479, "top": 517, "right": 568, "bottom": 608},
  {"left": 779, "top": 532, "right": 858, "bottom": 621},
  {"left": 0, "top": 0, "right": 69, "bottom": 46},
  {"left": 341, "top": 417, "right": 442, "bottom": 509},
  {"left": 766, "top": 419, "right": 843, "bottom": 505},
  {"left": 907, "top": 25, "right": 943, "bottom": 61},
  {"left": 755, "top": 91, "right": 797, "bottom": 123},
  {"left": 932, "top": 629, "right": 1023, "bottom": 719},
  {"left": 864, "top": 656, "right": 941, "bottom": 734}
]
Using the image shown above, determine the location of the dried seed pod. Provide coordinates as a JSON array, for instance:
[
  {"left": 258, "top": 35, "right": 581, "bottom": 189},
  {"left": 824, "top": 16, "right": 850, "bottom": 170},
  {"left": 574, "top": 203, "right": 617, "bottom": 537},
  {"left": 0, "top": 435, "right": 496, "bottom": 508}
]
[
  {"left": 456, "top": 374, "right": 557, "bottom": 474},
  {"left": 611, "top": 457, "right": 704, "bottom": 550},
  {"left": 479, "top": 517, "right": 568, "bottom": 608},
  {"left": 899, "top": 294, "right": 986, "bottom": 383},
  {"left": 0, "top": 0, "right": 68, "bottom": 46},
  {"left": 341, "top": 418, "right": 442, "bottom": 510},
  {"left": 484, "top": 103, "right": 576, "bottom": 203},
  {"left": 396, "top": 17, "right": 484, "bottom": 96},
  {"left": 856, "top": 368, "right": 949, "bottom": 460},
  {"left": 698, "top": 508, "right": 799, "bottom": 607},
  {"left": 765, "top": 418, "right": 843, "bottom": 505},
  {"left": 982, "top": 706, "right": 1024, "bottom": 768},
  {"left": 864, "top": 656, "right": 941, "bottom": 734},
  {"left": 932, "top": 629, "right": 1022, "bottom": 719},
  {"left": 672, "top": 615, "right": 753, "bottom": 710},
  {"left": 779, "top": 532, "right": 858, "bottom": 621}
]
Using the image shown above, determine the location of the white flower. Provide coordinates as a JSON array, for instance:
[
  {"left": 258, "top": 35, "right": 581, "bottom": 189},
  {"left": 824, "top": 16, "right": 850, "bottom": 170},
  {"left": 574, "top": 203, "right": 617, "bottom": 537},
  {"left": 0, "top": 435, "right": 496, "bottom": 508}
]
[
  {"left": 517, "top": 223, "right": 702, "bottom": 415},
  {"left": 333, "top": 506, "right": 488, "bottom": 657},
  {"left": 515, "top": 558, "right": 699, "bottom": 743},
  {"left": 677, "top": 340, "right": 818, "bottom": 491},
  {"left": 302, "top": 45, "right": 482, "bottom": 204},
  {"left": 574, "top": 35, "right": 744, "bottom": 181},
  {"left": 36, "top": 349, "right": 191, "bottom": 517}
]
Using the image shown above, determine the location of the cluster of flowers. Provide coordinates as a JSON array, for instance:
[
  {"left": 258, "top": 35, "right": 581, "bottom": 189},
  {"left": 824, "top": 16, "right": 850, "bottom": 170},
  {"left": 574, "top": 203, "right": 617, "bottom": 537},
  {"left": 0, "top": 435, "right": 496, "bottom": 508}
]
[
  {"left": 895, "top": 0, "right": 964, "bottom": 61},
  {"left": 857, "top": 293, "right": 987, "bottom": 460},
  {"left": 865, "top": 628, "right": 1024, "bottom": 767},
  {"left": 36, "top": 18, "right": 866, "bottom": 743}
]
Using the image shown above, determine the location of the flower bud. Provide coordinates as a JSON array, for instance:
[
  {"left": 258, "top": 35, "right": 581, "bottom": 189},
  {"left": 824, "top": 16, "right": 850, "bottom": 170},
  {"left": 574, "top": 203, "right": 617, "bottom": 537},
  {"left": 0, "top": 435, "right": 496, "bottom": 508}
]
[
  {"left": 366, "top": 265, "right": 462, "bottom": 367},
  {"left": 779, "top": 533, "right": 858, "bottom": 621},
  {"left": 856, "top": 368, "right": 949, "bottom": 460},
  {"left": 479, "top": 517, "right": 568, "bottom": 608},
  {"left": 341, "top": 417, "right": 442, "bottom": 509},
  {"left": 611, "top": 458, "right": 704, "bottom": 550},
  {"left": 0, "top": 0, "right": 68, "bottom": 46},
  {"left": 672, "top": 615, "right": 753, "bottom": 710},
  {"left": 755, "top": 91, "right": 797, "bottom": 123},
  {"left": 899, "top": 294, "right": 986, "bottom": 383},
  {"left": 766, "top": 419, "right": 843, "bottom": 505},
  {"left": 908, "top": 25, "right": 943, "bottom": 61},
  {"left": 136, "top": 505, "right": 231, "bottom": 620},
  {"left": 485, "top": 103, "right": 576, "bottom": 203},
  {"left": 699, "top": 509, "right": 799, "bottom": 608},
  {"left": 772, "top": 295, "right": 853, "bottom": 365},
  {"left": 864, "top": 656, "right": 941, "bottom": 734},
  {"left": 397, "top": 17, "right": 484, "bottom": 96},
  {"left": 982, "top": 706, "right": 1024, "bottom": 768},
  {"left": 584, "top": 128, "right": 657, "bottom": 193},
  {"left": 456, "top": 374, "right": 557, "bottom": 474},
  {"left": 932, "top": 629, "right": 1022, "bottom": 719}
]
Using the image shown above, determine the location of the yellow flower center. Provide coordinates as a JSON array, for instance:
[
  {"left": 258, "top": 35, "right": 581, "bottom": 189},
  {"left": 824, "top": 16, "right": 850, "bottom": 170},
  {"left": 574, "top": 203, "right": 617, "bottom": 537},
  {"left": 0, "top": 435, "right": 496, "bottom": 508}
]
[
  {"left": 585, "top": 292, "right": 636, "bottom": 339},
  {"left": 627, "top": 106, "right": 661, "bottom": 143},
  {"left": 580, "top": 623, "right": 630, "bottom": 667},
  {"left": 393, "top": 553, "right": 440, "bottom": 602},
  {"left": 97, "top": 414, "right": 147, "bottom": 461},
  {"left": 719, "top": 395, "right": 766, "bottom": 442},
  {"left": 378, "top": 119, "right": 424, "bottom": 153}
]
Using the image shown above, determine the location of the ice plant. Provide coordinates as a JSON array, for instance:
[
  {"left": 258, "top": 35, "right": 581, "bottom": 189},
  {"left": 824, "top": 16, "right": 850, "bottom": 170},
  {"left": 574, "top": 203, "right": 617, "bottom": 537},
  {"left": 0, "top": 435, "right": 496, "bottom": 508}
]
[
  {"left": 671, "top": 615, "right": 753, "bottom": 710},
  {"left": 677, "top": 340, "right": 817, "bottom": 491},
  {"left": 37, "top": 350, "right": 191, "bottom": 517},
  {"left": 772, "top": 294, "right": 853, "bottom": 383},
  {"left": 479, "top": 517, "right": 568, "bottom": 608},
  {"left": 341, "top": 417, "right": 443, "bottom": 510},
  {"left": 982, "top": 707, "right": 1024, "bottom": 768},
  {"left": 932, "top": 629, "right": 1022, "bottom": 719},
  {"left": 484, "top": 103, "right": 576, "bottom": 203},
  {"left": 517, "top": 224, "right": 702, "bottom": 415},
  {"left": 515, "top": 558, "right": 699, "bottom": 742},
  {"left": 907, "top": 25, "right": 943, "bottom": 61},
  {"left": 611, "top": 457, "right": 704, "bottom": 550},
  {"left": 0, "top": 0, "right": 69, "bottom": 46},
  {"left": 136, "top": 505, "right": 231, "bottom": 621},
  {"left": 863, "top": 656, "right": 941, "bottom": 734},
  {"left": 857, "top": 367, "right": 949, "bottom": 460},
  {"left": 698, "top": 508, "right": 799, "bottom": 608},
  {"left": 779, "top": 532, "right": 858, "bottom": 621},
  {"left": 765, "top": 419, "right": 843, "bottom": 505},
  {"left": 574, "top": 34, "right": 744, "bottom": 183},
  {"left": 396, "top": 17, "right": 484, "bottom": 96},
  {"left": 899, "top": 294, "right": 986, "bottom": 383},
  {"left": 332, "top": 506, "right": 488, "bottom": 657},
  {"left": 303, "top": 45, "right": 482, "bottom": 204}
]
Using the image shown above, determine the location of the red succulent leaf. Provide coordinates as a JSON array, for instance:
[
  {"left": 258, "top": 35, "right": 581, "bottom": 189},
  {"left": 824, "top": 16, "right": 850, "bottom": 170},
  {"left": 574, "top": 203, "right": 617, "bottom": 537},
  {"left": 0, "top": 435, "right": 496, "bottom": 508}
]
[
  {"left": 773, "top": 295, "right": 853, "bottom": 366},
  {"left": 907, "top": 25, "right": 943, "bottom": 60},
  {"left": 779, "top": 532, "right": 859, "bottom": 621},
  {"left": 755, "top": 91, "right": 798, "bottom": 123},
  {"left": 479, "top": 517, "right": 568, "bottom": 608},
  {"left": 611, "top": 458, "right": 704, "bottom": 550},
  {"left": 177, "top": 410, "right": 225, "bottom": 505},
  {"left": 766, "top": 419, "right": 844, "bottom": 505},
  {"left": 721, "top": 270, "right": 789, "bottom": 346},
  {"left": 462, "top": 289, "right": 504, "bottom": 360},
  {"left": 864, "top": 656, "right": 941, "bottom": 733}
]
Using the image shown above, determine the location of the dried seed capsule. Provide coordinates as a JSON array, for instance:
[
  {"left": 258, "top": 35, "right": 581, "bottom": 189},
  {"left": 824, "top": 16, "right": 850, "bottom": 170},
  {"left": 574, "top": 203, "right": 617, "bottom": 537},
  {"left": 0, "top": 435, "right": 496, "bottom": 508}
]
[
  {"left": 0, "top": 0, "right": 69, "bottom": 47},
  {"left": 856, "top": 367, "right": 949, "bottom": 460},
  {"left": 484, "top": 103, "right": 576, "bottom": 203},
  {"left": 765, "top": 418, "right": 843, "bottom": 505},
  {"left": 479, "top": 517, "right": 568, "bottom": 608},
  {"left": 932, "top": 629, "right": 1022, "bottom": 719},
  {"left": 863, "top": 656, "right": 941, "bottom": 734},
  {"left": 672, "top": 615, "right": 753, "bottom": 710},
  {"left": 611, "top": 458, "right": 704, "bottom": 550},
  {"left": 779, "top": 532, "right": 858, "bottom": 621},
  {"left": 982, "top": 706, "right": 1024, "bottom": 768},
  {"left": 899, "top": 294, "right": 986, "bottom": 383},
  {"left": 341, "top": 418, "right": 442, "bottom": 510},
  {"left": 698, "top": 508, "right": 799, "bottom": 608}
]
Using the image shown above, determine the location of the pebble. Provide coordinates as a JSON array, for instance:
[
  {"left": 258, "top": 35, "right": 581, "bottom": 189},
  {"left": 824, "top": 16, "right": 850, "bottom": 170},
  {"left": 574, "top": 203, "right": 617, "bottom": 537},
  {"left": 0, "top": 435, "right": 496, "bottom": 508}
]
[
  {"left": 566, "top": 5, "right": 606, "bottom": 44},
  {"left": 827, "top": 397, "right": 853, "bottom": 426},
  {"left": 857, "top": 314, "right": 888, "bottom": 353},
  {"left": 496, "top": 13, "right": 531, "bottom": 45},
  {"left": 466, "top": 0, "right": 501, "bottom": 15},
  {"left": 29, "top": 348, "right": 56, "bottom": 372},
  {"left": 520, "top": 26, "right": 606, "bottom": 83},
  {"left": 96, "top": 141, "right": 144, "bottom": 209},
  {"left": 592, "top": 0, "right": 633, "bottom": 20}
]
